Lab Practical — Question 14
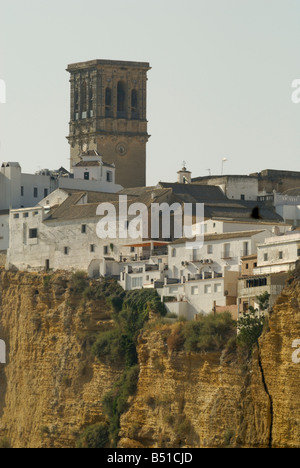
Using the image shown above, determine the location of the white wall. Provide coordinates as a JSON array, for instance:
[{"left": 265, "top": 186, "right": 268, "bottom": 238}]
[
  {"left": 6, "top": 206, "right": 143, "bottom": 275},
  {"left": 0, "top": 214, "right": 9, "bottom": 251},
  {"left": 255, "top": 233, "right": 300, "bottom": 274},
  {"left": 204, "top": 219, "right": 288, "bottom": 235},
  {"left": 224, "top": 177, "right": 258, "bottom": 201},
  {"left": 57, "top": 177, "right": 122, "bottom": 194},
  {"left": 168, "top": 231, "right": 270, "bottom": 280},
  {"left": 158, "top": 277, "right": 227, "bottom": 316}
]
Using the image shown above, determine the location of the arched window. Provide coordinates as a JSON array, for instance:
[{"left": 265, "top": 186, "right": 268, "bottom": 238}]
[
  {"left": 74, "top": 88, "right": 79, "bottom": 120},
  {"left": 105, "top": 87, "right": 112, "bottom": 117},
  {"left": 131, "top": 89, "right": 138, "bottom": 119},
  {"left": 81, "top": 80, "right": 87, "bottom": 118},
  {"left": 117, "top": 81, "right": 126, "bottom": 118},
  {"left": 89, "top": 85, "right": 93, "bottom": 117}
]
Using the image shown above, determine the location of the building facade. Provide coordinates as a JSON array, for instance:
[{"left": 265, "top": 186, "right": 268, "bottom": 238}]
[{"left": 66, "top": 59, "right": 151, "bottom": 188}]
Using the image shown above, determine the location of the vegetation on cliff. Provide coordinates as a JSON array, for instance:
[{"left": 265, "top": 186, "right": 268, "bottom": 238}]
[{"left": 69, "top": 275, "right": 167, "bottom": 447}]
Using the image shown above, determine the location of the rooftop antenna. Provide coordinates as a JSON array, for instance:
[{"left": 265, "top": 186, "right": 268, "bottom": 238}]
[{"left": 206, "top": 169, "right": 211, "bottom": 176}]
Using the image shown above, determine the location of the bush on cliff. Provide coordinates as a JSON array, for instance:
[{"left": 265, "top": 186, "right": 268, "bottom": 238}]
[
  {"left": 92, "top": 288, "right": 166, "bottom": 368},
  {"left": 77, "top": 423, "right": 109, "bottom": 448},
  {"left": 92, "top": 288, "right": 166, "bottom": 447},
  {"left": 237, "top": 307, "right": 265, "bottom": 349},
  {"left": 181, "top": 312, "right": 236, "bottom": 353}
]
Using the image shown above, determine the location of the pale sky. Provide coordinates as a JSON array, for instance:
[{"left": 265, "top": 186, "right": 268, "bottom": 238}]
[{"left": 0, "top": 0, "right": 300, "bottom": 186}]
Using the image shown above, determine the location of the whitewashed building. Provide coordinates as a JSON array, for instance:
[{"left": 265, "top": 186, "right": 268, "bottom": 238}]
[
  {"left": 0, "top": 151, "right": 122, "bottom": 251},
  {"left": 237, "top": 231, "right": 300, "bottom": 315},
  {"left": 254, "top": 231, "right": 300, "bottom": 275},
  {"left": 157, "top": 230, "right": 273, "bottom": 319},
  {"left": 204, "top": 218, "right": 290, "bottom": 235},
  {"left": 273, "top": 190, "right": 300, "bottom": 228},
  {"left": 6, "top": 190, "right": 138, "bottom": 275}
]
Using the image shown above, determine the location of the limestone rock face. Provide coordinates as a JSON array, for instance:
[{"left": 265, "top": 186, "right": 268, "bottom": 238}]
[
  {"left": 0, "top": 271, "right": 299, "bottom": 448},
  {"left": 119, "top": 280, "right": 300, "bottom": 448},
  {"left": 0, "top": 271, "right": 123, "bottom": 448}
]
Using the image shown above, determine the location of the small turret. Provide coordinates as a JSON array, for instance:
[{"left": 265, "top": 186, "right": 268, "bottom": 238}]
[{"left": 177, "top": 162, "right": 191, "bottom": 184}]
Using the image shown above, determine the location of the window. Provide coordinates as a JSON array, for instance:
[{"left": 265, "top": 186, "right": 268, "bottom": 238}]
[
  {"left": 191, "top": 286, "right": 199, "bottom": 295},
  {"left": 130, "top": 247, "right": 135, "bottom": 253},
  {"left": 74, "top": 88, "right": 79, "bottom": 120},
  {"left": 81, "top": 80, "right": 87, "bottom": 118},
  {"left": 131, "top": 89, "right": 138, "bottom": 119},
  {"left": 264, "top": 253, "right": 268, "bottom": 262},
  {"left": 13, "top": 213, "right": 19, "bottom": 219},
  {"left": 81, "top": 224, "right": 87, "bottom": 234},
  {"left": 34, "top": 187, "right": 38, "bottom": 198},
  {"left": 223, "top": 243, "right": 231, "bottom": 258},
  {"left": 106, "top": 171, "right": 113, "bottom": 182},
  {"left": 214, "top": 283, "right": 222, "bottom": 293},
  {"left": 44, "top": 188, "right": 48, "bottom": 198},
  {"left": 246, "top": 277, "right": 267, "bottom": 288},
  {"left": 204, "top": 285, "right": 212, "bottom": 294},
  {"left": 103, "top": 246, "right": 109, "bottom": 255},
  {"left": 105, "top": 87, "right": 112, "bottom": 117},
  {"left": 117, "top": 81, "right": 126, "bottom": 117},
  {"left": 29, "top": 228, "right": 38, "bottom": 239},
  {"left": 207, "top": 245, "right": 213, "bottom": 254},
  {"left": 89, "top": 85, "right": 93, "bottom": 117},
  {"left": 21, "top": 186, "right": 24, "bottom": 197},
  {"left": 132, "top": 277, "right": 143, "bottom": 288},
  {"left": 23, "top": 212, "right": 29, "bottom": 218},
  {"left": 172, "top": 248, "right": 176, "bottom": 258},
  {"left": 298, "top": 248, "right": 300, "bottom": 257},
  {"left": 241, "top": 194, "right": 245, "bottom": 200},
  {"left": 64, "top": 247, "right": 69, "bottom": 255},
  {"left": 279, "top": 251, "right": 283, "bottom": 260},
  {"left": 245, "top": 263, "right": 249, "bottom": 269},
  {"left": 84, "top": 172, "right": 90, "bottom": 180},
  {"left": 243, "top": 242, "right": 249, "bottom": 256},
  {"left": 90, "top": 244, "right": 95, "bottom": 253}
]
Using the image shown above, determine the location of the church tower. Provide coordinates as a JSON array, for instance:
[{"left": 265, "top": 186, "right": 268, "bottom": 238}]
[{"left": 66, "top": 59, "right": 151, "bottom": 188}]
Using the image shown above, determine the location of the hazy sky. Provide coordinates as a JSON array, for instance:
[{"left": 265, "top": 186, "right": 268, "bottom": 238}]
[{"left": 0, "top": 0, "right": 300, "bottom": 186}]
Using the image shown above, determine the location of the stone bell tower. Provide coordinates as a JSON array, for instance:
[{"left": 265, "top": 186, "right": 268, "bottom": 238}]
[{"left": 66, "top": 59, "right": 151, "bottom": 188}]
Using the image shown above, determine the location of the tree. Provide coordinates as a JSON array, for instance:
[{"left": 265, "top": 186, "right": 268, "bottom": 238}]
[
  {"left": 256, "top": 291, "right": 270, "bottom": 312},
  {"left": 237, "top": 306, "right": 265, "bottom": 349}
]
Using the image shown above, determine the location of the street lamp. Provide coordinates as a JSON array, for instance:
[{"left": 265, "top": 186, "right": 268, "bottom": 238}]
[{"left": 221, "top": 158, "right": 228, "bottom": 175}]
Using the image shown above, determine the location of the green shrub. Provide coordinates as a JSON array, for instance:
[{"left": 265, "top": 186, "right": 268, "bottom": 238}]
[
  {"left": 0, "top": 437, "right": 11, "bottom": 448},
  {"left": 70, "top": 271, "right": 88, "bottom": 294},
  {"left": 237, "top": 307, "right": 265, "bottom": 349},
  {"left": 92, "top": 329, "right": 123, "bottom": 364},
  {"left": 103, "top": 365, "right": 139, "bottom": 446},
  {"left": 77, "top": 423, "right": 109, "bottom": 448},
  {"left": 224, "top": 428, "right": 235, "bottom": 446},
  {"left": 182, "top": 312, "right": 236, "bottom": 353},
  {"left": 92, "top": 288, "right": 166, "bottom": 447},
  {"left": 93, "top": 289, "right": 166, "bottom": 368},
  {"left": 43, "top": 274, "right": 51, "bottom": 289}
]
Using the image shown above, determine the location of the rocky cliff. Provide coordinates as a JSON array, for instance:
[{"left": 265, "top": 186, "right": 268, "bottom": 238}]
[{"left": 0, "top": 270, "right": 299, "bottom": 448}]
